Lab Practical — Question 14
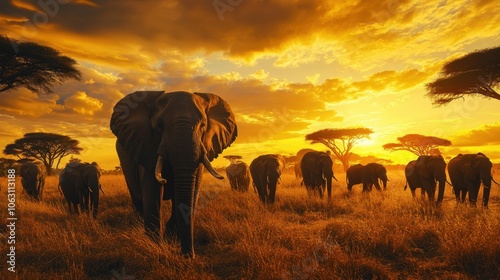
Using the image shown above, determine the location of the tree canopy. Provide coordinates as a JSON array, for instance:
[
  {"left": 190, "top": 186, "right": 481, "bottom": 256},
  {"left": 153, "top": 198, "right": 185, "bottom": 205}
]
[
  {"left": 3, "top": 132, "right": 83, "bottom": 175},
  {"left": 305, "top": 128, "right": 373, "bottom": 171},
  {"left": 223, "top": 155, "right": 243, "bottom": 164},
  {"left": 426, "top": 46, "right": 500, "bottom": 105},
  {"left": 0, "top": 34, "right": 81, "bottom": 94},
  {"left": 382, "top": 134, "right": 451, "bottom": 156}
]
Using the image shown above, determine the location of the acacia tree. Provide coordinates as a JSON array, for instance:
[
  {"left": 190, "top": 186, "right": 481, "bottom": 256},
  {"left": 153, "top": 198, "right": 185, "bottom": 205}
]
[
  {"left": 3, "top": 132, "right": 83, "bottom": 175},
  {"left": 426, "top": 46, "right": 500, "bottom": 105},
  {"left": 305, "top": 128, "right": 373, "bottom": 171},
  {"left": 0, "top": 35, "right": 81, "bottom": 94},
  {"left": 223, "top": 155, "right": 243, "bottom": 164},
  {"left": 382, "top": 134, "right": 451, "bottom": 156}
]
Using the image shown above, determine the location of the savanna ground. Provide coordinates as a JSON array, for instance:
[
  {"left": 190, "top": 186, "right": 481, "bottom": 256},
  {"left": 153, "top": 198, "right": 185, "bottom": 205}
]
[{"left": 1, "top": 168, "right": 499, "bottom": 280}]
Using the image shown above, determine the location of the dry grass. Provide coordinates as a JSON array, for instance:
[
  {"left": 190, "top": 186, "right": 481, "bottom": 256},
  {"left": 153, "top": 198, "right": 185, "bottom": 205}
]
[{"left": 1, "top": 169, "right": 499, "bottom": 279}]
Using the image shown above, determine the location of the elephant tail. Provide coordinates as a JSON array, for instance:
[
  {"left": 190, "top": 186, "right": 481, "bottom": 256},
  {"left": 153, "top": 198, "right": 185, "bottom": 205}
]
[{"left": 404, "top": 181, "right": 408, "bottom": 191}]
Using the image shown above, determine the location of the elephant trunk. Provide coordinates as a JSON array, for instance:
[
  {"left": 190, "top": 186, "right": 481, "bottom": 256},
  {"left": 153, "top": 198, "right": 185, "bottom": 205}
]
[
  {"left": 164, "top": 132, "right": 201, "bottom": 258},
  {"left": 173, "top": 171, "right": 197, "bottom": 257}
]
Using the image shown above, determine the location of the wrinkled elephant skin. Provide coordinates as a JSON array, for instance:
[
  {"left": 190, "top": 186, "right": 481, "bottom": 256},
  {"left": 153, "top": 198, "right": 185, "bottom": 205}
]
[{"left": 110, "top": 91, "right": 237, "bottom": 258}]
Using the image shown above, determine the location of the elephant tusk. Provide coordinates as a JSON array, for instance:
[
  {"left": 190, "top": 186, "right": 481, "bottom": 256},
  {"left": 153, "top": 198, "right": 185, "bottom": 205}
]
[
  {"left": 203, "top": 155, "right": 224, "bottom": 179},
  {"left": 332, "top": 175, "right": 338, "bottom": 182},
  {"left": 155, "top": 156, "right": 167, "bottom": 185},
  {"left": 88, "top": 187, "right": 93, "bottom": 193}
]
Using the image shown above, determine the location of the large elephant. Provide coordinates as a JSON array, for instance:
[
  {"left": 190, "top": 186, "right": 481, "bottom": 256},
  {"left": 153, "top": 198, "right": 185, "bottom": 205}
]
[
  {"left": 110, "top": 91, "right": 237, "bottom": 258},
  {"left": 250, "top": 154, "right": 285, "bottom": 203},
  {"left": 59, "top": 162, "right": 102, "bottom": 217},
  {"left": 300, "top": 151, "right": 336, "bottom": 199},
  {"left": 20, "top": 161, "right": 46, "bottom": 200},
  {"left": 404, "top": 155, "right": 447, "bottom": 205},
  {"left": 346, "top": 163, "right": 388, "bottom": 192},
  {"left": 226, "top": 161, "right": 250, "bottom": 192},
  {"left": 448, "top": 153, "right": 499, "bottom": 208}
]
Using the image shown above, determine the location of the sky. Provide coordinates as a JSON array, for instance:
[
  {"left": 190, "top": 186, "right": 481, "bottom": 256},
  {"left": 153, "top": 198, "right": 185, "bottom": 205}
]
[{"left": 0, "top": 0, "right": 499, "bottom": 170}]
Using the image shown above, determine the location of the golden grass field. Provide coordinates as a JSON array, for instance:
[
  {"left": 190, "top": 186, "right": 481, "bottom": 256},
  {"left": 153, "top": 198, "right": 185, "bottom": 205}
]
[{"left": 1, "top": 168, "right": 499, "bottom": 279}]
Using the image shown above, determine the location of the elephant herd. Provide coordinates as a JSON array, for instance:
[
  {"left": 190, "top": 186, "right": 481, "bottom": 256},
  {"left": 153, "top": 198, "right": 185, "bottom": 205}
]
[
  {"left": 13, "top": 91, "right": 498, "bottom": 260},
  {"left": 226, "top": 151, "right": 337, "bottom": 202},
  {"left": 405, "top": 154, "right": 499, "bottom": 208},
  {"left": 17, "top": 160, "right": 103, "bottom": 217}
]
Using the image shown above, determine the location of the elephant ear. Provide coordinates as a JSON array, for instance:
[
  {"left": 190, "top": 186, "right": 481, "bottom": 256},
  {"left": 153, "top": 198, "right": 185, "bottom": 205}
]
[
  {"left": 110, "top": 91, "right": 165, "bottom": 171},
  {"left": 194, "top": 92, "right": 237, "bottom": 161}
]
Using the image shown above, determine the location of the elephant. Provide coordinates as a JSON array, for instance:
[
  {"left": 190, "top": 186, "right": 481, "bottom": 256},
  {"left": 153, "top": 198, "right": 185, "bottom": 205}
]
[
  {"left": 226, "top": 161, "right": 250, "bottom": 192},
  {"left": 346, "top": 163, "right": 388, "bottom": 192},
  {"left": 250, "top": 154, "right": 285, "bottom": 203},
  {"left": 448, "top": 153, "right": 499, "bottom": 208},
  {"left": 20, "top": 161, "right": 46, "bottom": 200},
  {"left": 300, "top": 151, "right": 336, "bottom": 199},
  {"left": 59, "top": 162, "right": 103, "bottom": 217},
  {"left": 110, "top": 91, "right": 237, "bottom": 258},
  {"left": 404, "top": 155, "right": 447, "bottom": 205},
  {"left": 294, "top": 162, "right": 302, "bottom": 179}
]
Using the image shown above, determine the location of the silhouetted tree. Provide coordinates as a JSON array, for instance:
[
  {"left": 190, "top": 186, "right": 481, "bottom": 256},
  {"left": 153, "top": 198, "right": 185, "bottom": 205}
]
[
  {"left": 0, "top": 157, "right": 16, "bottom": 176},
  {"left": 383, "top": 134, "right": 451, "bottom": 156},
  {"left": 0, "top": 35, "right": 81, "bottom": 94},
  {"left": 305, "top": 128, "right": 373, "bottom": 171},
  {"left": 3, "top": 132, "right": 83, "bottom": 175},
  {"left": 223, "top": 155, "right": 243, "bottom": 164},
  {"left": 426, "top": 46, "right": 500, "bottom": 105},
  {"left": 349, "top": 153, "right": 393, "bottom": 165}
]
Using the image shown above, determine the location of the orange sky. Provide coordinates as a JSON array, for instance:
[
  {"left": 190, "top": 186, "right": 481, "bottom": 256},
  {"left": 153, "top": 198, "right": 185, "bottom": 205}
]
[{"left": 0, "top": 0, "right": 499, "bottom": 170}]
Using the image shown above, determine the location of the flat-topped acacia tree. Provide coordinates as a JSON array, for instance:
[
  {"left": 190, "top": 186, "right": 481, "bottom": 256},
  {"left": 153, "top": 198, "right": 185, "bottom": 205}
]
[
  {"left": 305, "top": 128, "right": 373, "bottom": 172},
  {"left": 0, "top": 35, "right": 81, "bottom": 94},
  {"left": 426, "top": 46, "right": 500, "bottom": 105},
  {"left": 383, "top": 134, "right": 452, "bottom": 156},
  {"left": 3, "top": 132, "right": 83, "bottom": 175},
  {"left": 223, "top": 155, "right": 243, "bottom": 164}
]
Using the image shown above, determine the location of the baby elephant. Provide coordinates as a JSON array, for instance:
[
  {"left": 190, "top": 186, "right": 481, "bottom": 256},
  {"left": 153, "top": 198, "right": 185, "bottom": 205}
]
[
  {"left": 226, "top": 161, "right": 251, "bottom": 192},
  {"left": 346, "top": 163, "right": 388, "bottom": 192},
  {"left": 250, "top": 154, "right": 285, "bottom": 204},
  {"left": 59, "top": 162, "right": 103, "bottom": 217}
]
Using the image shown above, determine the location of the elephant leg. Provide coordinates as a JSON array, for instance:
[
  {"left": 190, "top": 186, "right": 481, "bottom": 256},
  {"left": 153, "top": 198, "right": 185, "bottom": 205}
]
[
  {"left": 165, "top": 197, "right": 177, "bottom": 241},
  {"left": 116, "top": 142, "right": 144, "bottom": 215},
  {"left": 318, "top": 185, "right": 324, "bottom": 198},
  {"left": 468, "top": 184, "right": 479, "bottom": 207},
  {"left": 362, "top": 183, "right": 368, "bottom": 192},
  {"left": 420, "top": 188, "right": 425, "bottom": 199},
  {"left": 482, "top": 186, "right": 490, "bottom": 208},
  {"left": 461, "top": 190, "right": 467, "bottom": 203},
  {"left": 411, "top": 188, "right": 416, "bottom": 198},
  {"left": 142, "top": 172, "right": 163, "bottom": 241},
  {"left": 373, "top": 181, "right": 382, "bottom": 191},
  {"left": 268, "top": 183, "right": 276, "bottom": 203}
]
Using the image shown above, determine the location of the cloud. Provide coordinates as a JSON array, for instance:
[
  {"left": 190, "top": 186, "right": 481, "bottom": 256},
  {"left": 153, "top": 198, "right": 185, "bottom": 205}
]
[
  {"left": 1, "top": 0, "right": 498, "bottom": 71},
  {"left": 453, "top": 124, "right": 500, "bottom": 147},
  {"left": 63, "top": 91, "right": 103, "bottom": 115}
]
